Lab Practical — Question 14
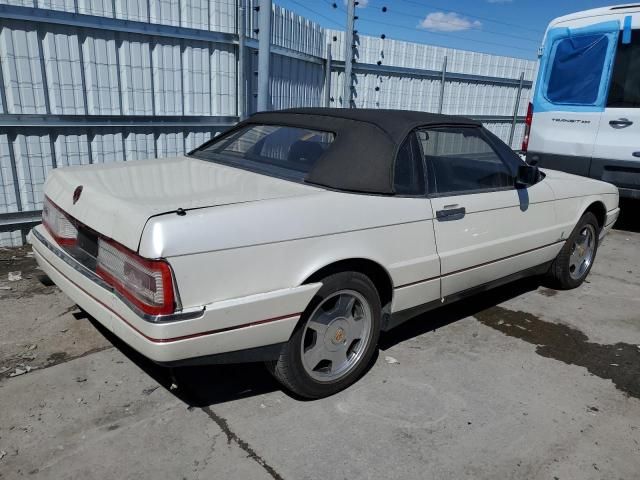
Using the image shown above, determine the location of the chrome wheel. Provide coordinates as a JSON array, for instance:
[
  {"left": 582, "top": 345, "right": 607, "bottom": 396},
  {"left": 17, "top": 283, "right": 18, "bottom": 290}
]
[
  {"left": 569, "top": 223, "right": 596, "bottom": 280},
  {"left": 300, "top": 290, "right": 372, "bottom": 382}
]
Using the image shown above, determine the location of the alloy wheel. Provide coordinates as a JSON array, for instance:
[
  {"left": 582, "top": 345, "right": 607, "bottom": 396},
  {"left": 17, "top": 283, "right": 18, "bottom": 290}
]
[{"left": 300, "top": 290, "right": 372, "bottom": 382}]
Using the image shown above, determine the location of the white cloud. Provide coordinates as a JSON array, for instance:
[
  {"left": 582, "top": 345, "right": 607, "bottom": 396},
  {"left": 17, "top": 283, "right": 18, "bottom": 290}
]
[
  {"left": 343, "top": 0, "right": 369, "bottom": 8},
  {"left": 418, "top": 12, "right": 482, "bottom": 32},
  {"left": 487, "top": 0, "right": 513, "bottom": 3}
]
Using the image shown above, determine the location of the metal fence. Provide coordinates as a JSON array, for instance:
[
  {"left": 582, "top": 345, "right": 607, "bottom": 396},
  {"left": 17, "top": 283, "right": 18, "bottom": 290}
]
[{"left": 0, "top": 0, "right": 535, "bottom": 246}]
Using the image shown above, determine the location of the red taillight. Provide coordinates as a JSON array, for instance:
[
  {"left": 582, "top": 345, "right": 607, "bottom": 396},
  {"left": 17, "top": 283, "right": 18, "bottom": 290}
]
[
  {"left": 521, "top": 102, "right": 533, "bottom": 153},
  {"left": 42, "top": 196, "right": 78, "bottom": 246},
  {"left": 96, "top": 238, "right": 175, "bottom": 316}
]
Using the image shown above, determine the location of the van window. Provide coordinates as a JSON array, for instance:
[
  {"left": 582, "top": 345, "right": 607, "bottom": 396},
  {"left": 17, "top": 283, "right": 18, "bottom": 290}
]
[
  {"left": 546, "top": 34, "right": 610, "bottom": 105},
  {"left": 608, "top": 29, "right": 640, "bottom": 108}
]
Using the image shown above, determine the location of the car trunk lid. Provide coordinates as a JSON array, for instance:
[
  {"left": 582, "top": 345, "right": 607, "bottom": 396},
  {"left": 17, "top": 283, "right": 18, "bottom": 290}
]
[{"left": 44, "top": 156, "right": 319, "bottom": 252}]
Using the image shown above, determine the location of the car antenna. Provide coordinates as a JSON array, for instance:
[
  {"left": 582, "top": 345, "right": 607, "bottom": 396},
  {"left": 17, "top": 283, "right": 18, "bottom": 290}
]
[{"left": 176, "top": 208, "right": 187, "bottom": 216}]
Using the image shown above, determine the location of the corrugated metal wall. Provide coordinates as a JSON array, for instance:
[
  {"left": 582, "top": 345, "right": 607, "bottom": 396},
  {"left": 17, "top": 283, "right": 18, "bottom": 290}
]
[
  {"left": 327, "top": 29, "right": 534, "bottom": 141},
  {"left": 0, "top": 0, "right": 535, "bottom": 246}
]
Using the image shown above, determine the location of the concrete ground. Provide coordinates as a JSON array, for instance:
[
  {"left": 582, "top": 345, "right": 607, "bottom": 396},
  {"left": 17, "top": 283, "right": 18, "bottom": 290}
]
[{"left": 1, "top": 205, "right": 639, "bottom": 480}]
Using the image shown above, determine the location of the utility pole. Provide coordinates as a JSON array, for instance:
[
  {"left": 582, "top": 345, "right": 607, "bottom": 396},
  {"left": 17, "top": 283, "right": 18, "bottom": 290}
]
[
  {"left": 257, "top": 0, "right": 272, "bottom": 112},
  {"left": 508, "top": 71, "right": 525, "bottom": 148},
  {"left": 237, "top": 0, "right": 247, "bottom": 119},
  {"left": 324, "top": 43, "right": 332, "bottom": 107},
  {"left": 438, "top": 56, "right": 447, "bottom": 114},
  {"left": 343, "top": 0, "right": 356, "bottom": 108}
]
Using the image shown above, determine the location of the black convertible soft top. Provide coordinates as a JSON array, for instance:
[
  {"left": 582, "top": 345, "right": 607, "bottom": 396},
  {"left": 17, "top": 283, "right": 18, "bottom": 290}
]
[
  {"left": 272, "top": 108, "right": 479, "bottom": 146},
  {"left": 216, "top": 108, "right": 480, "bottom": 194}
]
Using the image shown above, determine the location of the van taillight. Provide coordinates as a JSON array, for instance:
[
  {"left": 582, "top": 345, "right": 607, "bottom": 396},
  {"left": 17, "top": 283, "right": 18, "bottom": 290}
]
[{"left": 521, "top": 102, "right": 533, "bottom": 153}]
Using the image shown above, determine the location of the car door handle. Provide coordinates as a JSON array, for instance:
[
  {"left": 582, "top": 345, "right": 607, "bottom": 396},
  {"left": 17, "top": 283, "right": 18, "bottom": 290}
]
[
  {"left": 436, "top": 207, "right": 466, "bottom": 221},
  {"left": 633, "top": 152, "right": 640, "bottom": 158},
  {"left": 609, "top": 118, "right": 633, "bottom": 128}
]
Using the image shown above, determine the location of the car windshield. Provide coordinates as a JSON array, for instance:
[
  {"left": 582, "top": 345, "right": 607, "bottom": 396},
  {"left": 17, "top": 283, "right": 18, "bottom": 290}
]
[{"left": 190, "top": 124, "right": 335, "bottom": 180}]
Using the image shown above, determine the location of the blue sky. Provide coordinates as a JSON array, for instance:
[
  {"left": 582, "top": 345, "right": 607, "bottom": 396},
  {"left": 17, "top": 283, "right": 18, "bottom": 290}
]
[{"left": 277, "top": 0, "right": 622, "bottom": 59}]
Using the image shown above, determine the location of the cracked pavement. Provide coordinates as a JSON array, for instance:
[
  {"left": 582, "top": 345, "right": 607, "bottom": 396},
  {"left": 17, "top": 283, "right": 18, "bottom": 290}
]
[{"left": 1, "top": 217, "right": 640, "bottom": 479}]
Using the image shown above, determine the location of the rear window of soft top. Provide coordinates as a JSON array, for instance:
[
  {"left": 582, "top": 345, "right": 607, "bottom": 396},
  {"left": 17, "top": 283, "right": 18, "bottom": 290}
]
[{"left": 191, "top": 124, "right": 335, "bottom": 180}]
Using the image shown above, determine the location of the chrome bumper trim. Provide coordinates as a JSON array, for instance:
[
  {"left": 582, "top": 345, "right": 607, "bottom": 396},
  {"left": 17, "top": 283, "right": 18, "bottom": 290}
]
[{"left": 30, "top": 228, "right": 205, "bottom": 324}]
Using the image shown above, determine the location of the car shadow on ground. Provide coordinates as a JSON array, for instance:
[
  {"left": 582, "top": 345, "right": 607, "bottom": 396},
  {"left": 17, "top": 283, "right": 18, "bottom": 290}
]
[
  {"left": 82, "top": 314, "right": 283, "bottom": 406},
  {"left": 378, "top": 277, "right": 540, "bottom": 351},
  {"left": 82, "top": 276, "right": 542, "bottom": 407}
]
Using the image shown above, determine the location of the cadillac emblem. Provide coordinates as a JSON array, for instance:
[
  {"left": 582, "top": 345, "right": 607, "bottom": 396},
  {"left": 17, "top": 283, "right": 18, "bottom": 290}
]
[{"left": 73, "top": 186, "right": 83, "bottom": 205}]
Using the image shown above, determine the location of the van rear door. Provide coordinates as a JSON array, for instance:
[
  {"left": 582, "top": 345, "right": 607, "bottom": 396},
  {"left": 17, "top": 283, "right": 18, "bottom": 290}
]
[
  {"left": 592, "top": 19, "right": 640, "bottom": 198},
  {"left": 527, "top": 21, "right": 620, "bottom": 176}
]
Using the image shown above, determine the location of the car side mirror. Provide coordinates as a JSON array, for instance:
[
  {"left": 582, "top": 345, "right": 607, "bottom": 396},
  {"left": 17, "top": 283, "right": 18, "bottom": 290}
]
[{"left": 515, "top": 164, "right": 539, "bottom": 188}]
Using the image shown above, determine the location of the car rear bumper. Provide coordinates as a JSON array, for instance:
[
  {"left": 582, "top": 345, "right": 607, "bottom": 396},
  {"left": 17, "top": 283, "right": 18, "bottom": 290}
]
[{"left": 28, "top": 225, "right": 320, "bottom": 363}]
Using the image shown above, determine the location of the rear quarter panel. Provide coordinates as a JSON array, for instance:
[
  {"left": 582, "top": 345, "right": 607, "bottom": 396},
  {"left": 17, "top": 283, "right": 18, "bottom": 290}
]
[{"left": 145, "top": 191, "right": 440, "bottom": 310}]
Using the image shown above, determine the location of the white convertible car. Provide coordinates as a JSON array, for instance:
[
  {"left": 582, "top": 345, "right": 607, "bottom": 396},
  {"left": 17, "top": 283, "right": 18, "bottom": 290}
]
[{"left": 29, "top": 108, "right": 619, "bottom": 398}]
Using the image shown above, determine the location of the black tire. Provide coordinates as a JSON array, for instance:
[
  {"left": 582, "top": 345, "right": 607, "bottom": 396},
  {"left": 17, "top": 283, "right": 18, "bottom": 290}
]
[
  {"left": 266, "top": 271, "right": 381, "bottom": 399},
  {"left": 548, "top": 212, "right": 600, "bottom": 290}
]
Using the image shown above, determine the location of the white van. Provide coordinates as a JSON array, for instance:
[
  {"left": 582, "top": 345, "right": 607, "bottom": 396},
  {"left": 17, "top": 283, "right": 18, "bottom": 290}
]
[{"left": 525, "top": 4, "right": 640, "bottom": 199}]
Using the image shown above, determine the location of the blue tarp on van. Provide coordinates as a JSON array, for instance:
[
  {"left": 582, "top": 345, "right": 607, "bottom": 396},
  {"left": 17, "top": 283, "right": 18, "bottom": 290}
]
[
  {"left": 546, "top": 34, "right": 609, "bottom": 104},
  {"left": 534, "top": 21, "right": 620, "bottom": 112}
]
